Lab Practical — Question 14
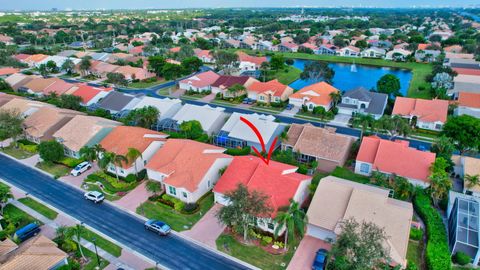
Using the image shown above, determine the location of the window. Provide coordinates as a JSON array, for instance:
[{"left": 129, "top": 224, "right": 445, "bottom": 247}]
[
  {"left": 208, "top": 180, "right": 211, "bottom": 188},
  {"left": 435, "top": 124, "right": 442, "bottom": 130},
  {"left": 267, "top": 223, "right": 275, "bottom": 230},
  {"left": 360, "top": 163, "right": 370, "bottom": 174},
  {"left": 183, "top": 192, "right": 187, "bottom": 198},
  {"left": 168, "top": 186, "right": 177, "bottom": 196},
  {"left": 259, "top": 95, "right": 265, "bottom": 101},
  {"left": 308, "top": 104, "right": 314, "bottom": 109},
  {"left": 274, "top": 97, "right": 280, "bottom": 102}
]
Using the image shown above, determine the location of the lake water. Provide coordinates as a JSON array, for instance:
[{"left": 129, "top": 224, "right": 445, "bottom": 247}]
[{"left": 288, "top": 59, "right": 412, "bottom": 96}]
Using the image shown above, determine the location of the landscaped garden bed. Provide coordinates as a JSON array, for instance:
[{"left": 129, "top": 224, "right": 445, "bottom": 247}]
[
  {"left": 0, "top": 204, "right": 41, "bottom": 240},
  {"left": 83, "top": 171, "right": 143, "bottom": 200},
  {"left": 0, "top": 139, "right": 38, "bottom": 159},
  {"left": 137, "top": 192, "right": 214, "bottom": 231}
]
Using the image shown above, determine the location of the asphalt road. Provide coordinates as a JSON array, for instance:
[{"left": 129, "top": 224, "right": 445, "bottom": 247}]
[{"left": 0, "top": 154, "right": 251, "bottom": 270}]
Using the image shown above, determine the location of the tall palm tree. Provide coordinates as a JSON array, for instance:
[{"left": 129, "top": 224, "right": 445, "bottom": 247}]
[
  {"left": 465, "top": 174, "right": 480, "bottom": 190},
  {"left": 79, "top": 146, "right": 96, "bottom": 162},
  {"left": 329, "top": 91, "right": 342, "bottom": 107},
  {"left": 429, "top": 173, "right": 452, "bottom": 206},
  {"left": 126, "top": 148, "right": 143, "bottom": 177},
  {"left": 93, "top": 144, "right": 105, "bottom": 157},
  {"left": 0, "top": 185, "right": 12, "bottom": 215},
  {"left": 352, "top": 114, "right": 375, "bottom": 138},
  {"left": 98, "top": 152, "right": 113, "bottom": 171},
  {"left": 64, "top": 225, "right": 86, "bottom": 260},
  {"left": 112, "top": 153, "right": 128, "bottom": 181},
  {"left": 274, "top": 200, "right": 308, "bottom": 250}
]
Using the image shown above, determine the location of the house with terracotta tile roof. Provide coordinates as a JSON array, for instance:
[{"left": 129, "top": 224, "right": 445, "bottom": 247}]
[
  {"left": 42, "top": 80, "right": 78, "bottom": 96},
  {"left": 214, "top": 112, "right": 284, "bottom": 151},
  {"left": 146, "top": 139, "right": 233, "bottom": 203},
  {"left": 451, "top": 74, "right": 480, "bottom": 97},
  {"left": 392, "top": 97, "right": 449, "bottom": 131},
  {"left": 4, "top": 73, "right": 37, "bottom": 91},
  {"left": 89, "top": 61, "right": 119, "bottom": 78},
  {"left": 178, "top": 71, "right": 220, "bottom": 93},
  {"left": 22, "top": 54, "right": 49, "bottom": 67},
  {"left": 0, "top": 98, "right": 53, "bottom": 117},
  {"left": 172, "top": 104, "right": 227, "bottom": 135},
  {"left": 53, "top": 115, "right": 121, "bottom": 158},
  {"left": 194, "top": 49, "right": 214, "bottom": 63},
  {"left": 211, "top": 75, "right": 258, "bottom": 97},
  {"left": 100, "top": 126, "right": 168, "bottom": 177},
  {"left": 278, "top": 42, "right": 299, "bottom": 53},
  {"left": 0, "top": 34, "right": 14, "bottom": 45},
  {"left": 19, "top": 77, "right": 58, "bottom": 95},
  {"left": 71, "top": 84, "right": 113, "bottom": 106},
  {"left": 236, "top": 52, "right": 267, "bottom": 72},
  {"left": 0, "top": 235, "right": 68, "bottom": 270},
  {"left": 444, "top": 45, "right": 463, "bottom": 53},
  {"left": 355, "top": 136, "right": 436, "bottom": 187},
  {"left": 246, "top": 79, "right": 293, "bottom": 104},
  {"left": 23, "top": 107, "right": 84, "bottom": 143},
  {"left": 306, "top": 176, "right": 412, "bottom": 268},
  {"left": 452, "top": 156, "right": 480, "bottom": 196},
  {"left": 282, "top": 124, "right": 354, "bottom": 172},
  {"left": 454, "top": 92, "right": 480, "bottom": 119},
  {"left": 0, "top": 93, "right": 19, "bottom": 107},
  {"left": 214, "top": 155, "right": 311, "bottom": 233},
  {"left": 114, "top": 65, "right": 155, "bottom": 81},
  {"left": 0, "top": 68, "right": 19, "bottom": 78},
  {"left": 385, "top": 49, "right": 412, "bottom": 61},
  {"left": 289, "top": 82, "right": 339, "bottom": 111}
]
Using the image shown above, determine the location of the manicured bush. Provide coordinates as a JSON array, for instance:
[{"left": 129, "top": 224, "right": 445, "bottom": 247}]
[
  {"left": 261, "top": 235, "right": 273, "bottom": 246},
  {"left": 137, "top": 169, "right": 147, "bottom": 180},
  {"left": 410, "top": 228, "right": 423, "bottom": 241},
  {"left": 17, "top": 139, "right": 36, "bottom": 145},
  {"left": 19, "top": 143, "right": 37, "bottom": 153},
  {"left": 225, "top": 147, "right": 251, "bottom": 156},
  {"left": 58, "top": 157, "right": 83, "bottom": 168},
  {"left": 125, "top": 174, "right": 137, "bottom": 183},
  {"left": 181, "top": 203, "right": 199, "bottom": 214},
  {"left": 38, "top": 140, "right": 64, "bottom": 163},
  {"left": 406, "top": 262, "right": 418, "bottom": 270},
  {"left": 160, "top": 194, "right": 185, "bottom": 212},
  {"left": 453, "top": 252, "right": 471, "bottom": 266},
  {"left": 413, "top": 190, "right": 451, "bottom": 270}
]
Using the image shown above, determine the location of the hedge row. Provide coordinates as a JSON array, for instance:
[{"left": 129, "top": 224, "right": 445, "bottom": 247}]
[{"left": 413, "top": 191, "right": 451, "bottom": 270}]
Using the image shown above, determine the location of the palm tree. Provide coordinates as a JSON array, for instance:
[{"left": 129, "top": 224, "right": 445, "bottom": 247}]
[
  {"left": 65, "top": 224, "right": 86, "bottom": 260},
  {"left": 98, "top": 152, "right": 113, "bottom": 171},
  {"left": 352, "top": 114, "right": 375, "bottom": 138},
  {"left": 0, "top": 185, "right": 12, "bottom": 215},
  {"left": 329, "top": 91, "right": 342, "bottom": 108},
  {"left": 274, "top": 200, "right": 307, "bottom": 250},
  {"left": 79, "top": 146, "right": 96, "bottom": 162},
  {"left": 465, "top": 174, "right": 480, "bottom": 190},
  {"left": 93, "top": 144, "right": 105, "bottom": 157},
  {"left": 112, "top": 153, "right": 128, "bottom": 181},
  {"left": 429, "top": 173, "right": 452, "bottom": 206},
  {"left": 126, "top": 148, "right": 142, "bottom": 177}
]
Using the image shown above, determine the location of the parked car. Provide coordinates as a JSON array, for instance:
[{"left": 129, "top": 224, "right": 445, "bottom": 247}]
[
  {"left": 14, "top": 222, "right": 40, "bottom": 242},
  {"left": 84, "top": 191, "right": 105, "bottom": 203},
  {"left": 144, "top": 219, "right": 171, "bottom": 236},
  {"left": 285, "top": 104, "right": 294, "bottom": 110},
  {"left": 242, "top": 98, "right": 254, "bottom": 105},
  {"left": 70, "top": 161, "right": 92, "bottom": 176},
  {"left": 312, "top": 248, "right": 328, "bottom": 270}
]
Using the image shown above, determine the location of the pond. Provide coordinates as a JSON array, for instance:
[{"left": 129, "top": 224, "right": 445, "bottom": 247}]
[{"left": 288, "top": 59, "right": 413, "bottom": 96}]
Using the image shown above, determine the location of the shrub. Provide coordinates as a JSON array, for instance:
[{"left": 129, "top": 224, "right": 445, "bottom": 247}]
[
  {"left": 225, "top": 147, "right": 251, "bottom": 156},
  {"left": 17, "top": 139, "right": 36, "bottom": 145},
  {"left": 137, "top": 169, "right": 147, "bottom": 180},
  {"left": 19, "top": 143, "right": 37, "bottom": 153},
  {"left": 410, "top": 228, "right": 423, "bottom": 241},
  {"left": 125, "top": 174, "right": 137, "bottom": 183},
  {"left": 38, "top": 140, "right": 64, "bottom": 162},
  {"left": 406, "top": 262, "right": 418, "bottom": 270},
  {"left": 413, "top": 190, "right": 451, "bottom": 270},
  {"left": 161, "top": 194, "right": 185, "bottom": 212},
  {"left": 453, "top": 252, "right": 471, "bottom": 266},
  {"left": 182, "top": 203, "right": 199, "bottom": 214},
  {"left": 273, "top": 241, "right": 284, "bottom": 249},
  {"left": 261, "top": 235, "right": 273, "bottom": 246},
  {"left": 58, "top": 157, "right": 83, "bottom": 168}
]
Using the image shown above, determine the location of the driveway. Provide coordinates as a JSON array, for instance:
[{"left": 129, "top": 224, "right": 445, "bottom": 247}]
[
  {"left": 0, "top": 154, "right": 251, "bottom": 270},
  {"left": 59, "top": 162, "right": 99, "bottom": 189},
  {"left": 114, "top": 181, "right": 152, "bottom": 213},
  {"left": 279, "top": 105, "right": 300, "bottom": 117},
  {"left": 181, "top": 204, "right": 225, "bottom": 248},
  {"left": 287, "top": 236, "right": 332, "bottom": 270},
  {"left": 201, "top": 92, "right": 217, "bottom": 102},
  {"left": 170, "top": 88, "right": 185, "bottom": 98},
  {"left": 330, "top": 113, "right": 351, "bottom": 127}
]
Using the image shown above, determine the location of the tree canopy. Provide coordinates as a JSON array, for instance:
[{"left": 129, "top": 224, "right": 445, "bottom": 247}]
[
  {"left": 376, "top": 74, "right": 401, "bottom": 98},
  {"left": 300, "top": 61, "right": 334, "bottom": 84},
  {"left": 442, "top": 115, "right": 480, "bottom": 153}
]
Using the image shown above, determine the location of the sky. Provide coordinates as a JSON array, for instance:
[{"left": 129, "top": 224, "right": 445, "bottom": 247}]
[{"left": 2, "top": 0, "right": 480, "bottom": 11}]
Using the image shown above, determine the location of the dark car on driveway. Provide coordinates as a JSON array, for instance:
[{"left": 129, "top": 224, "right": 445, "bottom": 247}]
[
  {"left": 144, "top": 219, "right": 171, "bottom": 236},
  {"left": 312, "top": 248, "right": 328, "bottom": 270}
]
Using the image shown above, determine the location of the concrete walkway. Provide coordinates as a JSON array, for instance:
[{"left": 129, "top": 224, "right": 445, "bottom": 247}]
[
  {"left": 18, "top": 154, "right": 40, "bottom": 166},
  {"left": 8, "top": 192, "right": 147, "bottom": 270},
  {"left": 200, "top": 92, "right": 216, "bottom": 102},
  {"left": 114, "top": 181, "right": 151, "bottom": 212},
  {"left": 181, "top": 204, "right": 225, "bottom": 248}
]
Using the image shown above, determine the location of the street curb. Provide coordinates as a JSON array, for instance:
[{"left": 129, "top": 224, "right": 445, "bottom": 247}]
[{"left": 0, "top": 152, "right": 258, "bottom": 270}]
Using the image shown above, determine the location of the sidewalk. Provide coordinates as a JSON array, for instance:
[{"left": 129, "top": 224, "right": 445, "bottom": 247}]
[{"left": 9, "top": 193, "right": 147, "bottom": 270}]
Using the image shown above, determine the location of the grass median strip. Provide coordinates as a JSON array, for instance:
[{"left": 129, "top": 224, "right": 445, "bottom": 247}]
[
  {"left": 18, "top": 197, "right": 58, "bottom": 220},
  {"left": 81, "top": 228, "right": 122, "bottom": 257}
]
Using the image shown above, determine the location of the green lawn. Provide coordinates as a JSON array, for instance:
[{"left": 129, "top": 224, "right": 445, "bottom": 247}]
[
  {"left": 407, "top": 240, "right": 423, "bottom": 269},
  {"left": 331, "top": 166, "right": 370, "bottom": 184},
  {"left": 3, "top": 204, "right": 41, "bottom": 228},
  {"left": 128, "top": 79, "right": 166, "bottom": 89},
  {"left": 216, "top": 234, "right": 299, "bottom": 270},
  {"left": 35, "top": 162, "right": 71, "bottom": 178},
  {"left": 278, "top": 52, "right": 433, "bottom": 99},
  {"left": 78, "top": 247, "right": 110, "bottom": 270},
  {"left": 273, "top": 65, "right": 302, "bottom": 85},
  {"left": 181, "top": 95, "right": 202, "bottom": 100},
  {"left": 159, "top": 86, "right": 175, "bottom": 96},
  {"left": 18, "top": 197, "right": 58, "bottom": 220},
  {"left": 81, "top": 228, "right": 122, "bottom": 257},
  {"left": 137, "top": 193, "right": 214, "bottom": 231},
  {"left": 0, "top": 145, "right": 36, "bottom": 159},
  {"left": 250, "top": 105, "right": 282, "bottom": 114}
]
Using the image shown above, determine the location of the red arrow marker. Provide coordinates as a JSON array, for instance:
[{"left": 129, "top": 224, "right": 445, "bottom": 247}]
[{"left": 240, "top": 116, "right": 277, "bottom": 165}]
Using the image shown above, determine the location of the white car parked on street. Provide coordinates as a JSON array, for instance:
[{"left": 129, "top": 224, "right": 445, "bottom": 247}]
[
  {"left": 84, "top": 191, "right": 105, "bottom": 203},
  {"left": 70, "top": 161, "right": 92, "bottom": 176}
]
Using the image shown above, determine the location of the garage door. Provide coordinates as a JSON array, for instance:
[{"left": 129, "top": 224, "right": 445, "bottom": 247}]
[{"left": 306, "top": 224, "right": 336, "bottom": 241}]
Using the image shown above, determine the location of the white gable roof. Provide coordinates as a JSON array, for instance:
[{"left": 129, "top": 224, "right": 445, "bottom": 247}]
[
  {"left": 133, "top": 96, "right": 182, "bottom": 120},
  {"left": 222, "top": 112, "right": 280, "bottom": 143},
  {"left": 173, "top": 104, "right": 226, "bottom": 132}
]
